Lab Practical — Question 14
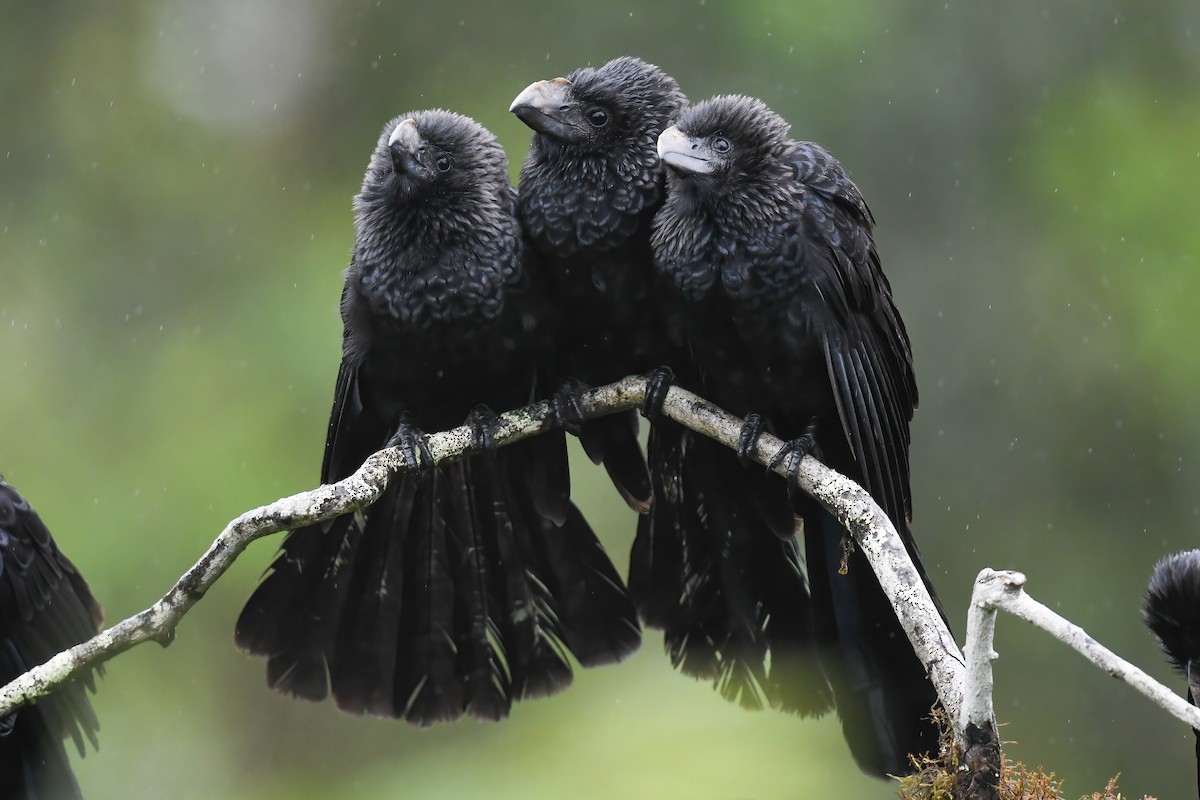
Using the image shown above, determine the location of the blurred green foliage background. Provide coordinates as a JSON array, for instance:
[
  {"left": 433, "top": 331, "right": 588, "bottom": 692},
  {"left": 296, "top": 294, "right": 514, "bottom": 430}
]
[{"left": 2, "top": 1, "right": 1198, "bottom": 797}]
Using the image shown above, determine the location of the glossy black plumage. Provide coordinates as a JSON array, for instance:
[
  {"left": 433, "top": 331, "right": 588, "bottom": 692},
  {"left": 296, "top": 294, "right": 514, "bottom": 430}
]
[
  {"left": 512, "top": 58, "right": 828, "bottom": 715},
  {"left": 652, "top": 94, "right": 944, "bottom": 775},
  {"left": 512, "top": 56, "right": 687, "bottom": 510},
  {"left": 236, "top": 111, "right": 639, "bottom": 725},
  {"left": 0, "top": 474, "right": 103, "bottom": 800},
  {"left": 1144, "top": 550, "right": 1200, "bottom": 797}
]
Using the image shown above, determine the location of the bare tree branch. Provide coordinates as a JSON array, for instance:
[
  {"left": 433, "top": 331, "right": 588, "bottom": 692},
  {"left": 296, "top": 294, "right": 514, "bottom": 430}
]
[
  {"left": 956, "top": 568, "right": 1014, "bottom": 798},
  {"left": 0, "top": 375, "right": 965, "bottom": 728},
  {"left": 969, "top": 567, "right": 1200, "bottom": 731},
  {"left": 961, "top": 569, "right": 1007, "bottom": 733}
]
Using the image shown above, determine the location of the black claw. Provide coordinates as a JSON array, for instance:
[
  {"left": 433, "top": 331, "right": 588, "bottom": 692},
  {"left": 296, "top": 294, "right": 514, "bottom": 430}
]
[
  {"left": 550, "top": 378, "right": 589, "bottom": 436},
  {"left": 768, "top": 417, "right": 820, "bottom": 501},
  {"left": 466, "top": 404, "right": 498, "bottom": 453},
  {"left": 737, "top": 413, "right": 769, "bottom": 467},
  {"left": 642, "top": 365, "right": 675, "bottom": 419},
  {"left": 388, "top": 415, "right": 434, "bottom": 471}
]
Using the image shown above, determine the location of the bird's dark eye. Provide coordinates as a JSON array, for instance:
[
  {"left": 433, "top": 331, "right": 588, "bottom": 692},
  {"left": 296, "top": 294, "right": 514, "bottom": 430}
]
[
  {"left": 712, "top": 137, "right": 731, "bottom": 154},
  {"left": 435, "top": 156, "right": 452, "bottom": 172},
  {"left": 587, "top": 108, "right": 609, "bottom": 128}
]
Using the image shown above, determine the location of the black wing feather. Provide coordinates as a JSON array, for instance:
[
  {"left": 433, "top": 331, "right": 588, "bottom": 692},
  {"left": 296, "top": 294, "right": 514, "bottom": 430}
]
[
  {"left": 0, "top": 476, "right": 103, "bottom": 800},
  {"left": 797, "top": 165, "right": 915, "bottom": 528},
  {"left": 789, "top": 144, "right": 944, "bottom": 774}
]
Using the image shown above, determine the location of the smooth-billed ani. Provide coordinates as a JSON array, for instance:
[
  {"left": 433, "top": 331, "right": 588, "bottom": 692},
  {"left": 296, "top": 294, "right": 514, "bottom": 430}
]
[
  {"left": 652, "top": 94, "right": 945, "bottom": 775},
  {"left": 510, "top": 56, "right": 683, "bottom": 511},
  {"left": 1, "top": 474, "right": 103, "bottom": 800},
  {"left": 1144, "top": 550, "right": 1200, "bottom": 797},
  {"left": 513, "top": 57, "right": 823, "bottom": 715},
  {"left": 236, "top": 110, "right": 639, "bottom": 725}
]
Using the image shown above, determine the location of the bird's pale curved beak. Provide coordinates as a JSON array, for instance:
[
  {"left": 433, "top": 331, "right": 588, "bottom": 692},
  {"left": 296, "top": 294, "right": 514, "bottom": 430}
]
[
  {"left": 510, "top": 78, "right": 587, "bottom": 142},
  {"left": 657, "top": 126, "right": 715, "bottom": 175},
  {"left": 388, "top": 118, "right": 425, "bottom": 175}
]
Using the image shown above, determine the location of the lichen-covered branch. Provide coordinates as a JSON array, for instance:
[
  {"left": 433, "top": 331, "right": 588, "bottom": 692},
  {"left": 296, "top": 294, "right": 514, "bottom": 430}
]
[{"left": 0, "top": 375, "right": 963, "bottom": 728}]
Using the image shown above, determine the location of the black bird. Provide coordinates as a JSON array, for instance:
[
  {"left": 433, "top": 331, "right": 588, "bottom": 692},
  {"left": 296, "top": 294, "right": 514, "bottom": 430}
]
[
  {"left": 1144, "top": 550, "right": 1200, "bottom": 798},
  {"left": 1, "top": 474, "right": 103, "bottom": 800},
  {"left": 510, "top": 56, "right": 685, "bottom": 512},
  {"left": 652, "top": 94, "right": 944, "bottom": 775},
  {"left": 513, "top": 58, "right": 824, "bottom": 715},
  {"left": 236, "top": 110, "right": 639, "bottom": 725}
]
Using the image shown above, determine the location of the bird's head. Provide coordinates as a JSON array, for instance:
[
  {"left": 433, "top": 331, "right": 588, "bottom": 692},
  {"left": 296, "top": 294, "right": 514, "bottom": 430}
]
[
  {"left": 360, "top": 109, "right": 508, "bottom": 208},
  {"left": 657, "top": 94, "right": 793, "bottom": 187},
  {"left": 510, "top": 56, "right": 685, "bottom": 156}
]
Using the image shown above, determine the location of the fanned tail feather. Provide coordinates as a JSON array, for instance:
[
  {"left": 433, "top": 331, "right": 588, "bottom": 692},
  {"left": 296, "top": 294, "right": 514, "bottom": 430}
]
[
  {"left": 450, "top": 460, "right": 513, "bottom": 722},
  {"left": 394, "top": 468, "right": 463, "bottom": 725},
  {"left": 526, "top": 503, "right": 641, "bottom": 667},
  {"left": 579, "top": 411, "right": 652, "bottom": 513},
  {"left": 633, "top": 423, "right": 830, "bottom": 713},
  {"left": 240, "top": 431, "right": 641, "bottom": 724},
  {"left": 758, "top": 534, "right": 832, "bottom": 716},
  {"left": 235, "top": 513, "right": 362, "bottom": 701},
  {"left": 805, "top": 506, "right": 940, "bottom": 776},
  {"left": 690, "top": 455, "right": 774, "bottom": 711},
  {"left": 629, "top": 423, "right": 686, "bottom": 628},
  {"left": 523, "top": 429, "right": 572, "bottom": 526},
  {"left": 329, "top": 477, "right": 415, "bottom": 716}
]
